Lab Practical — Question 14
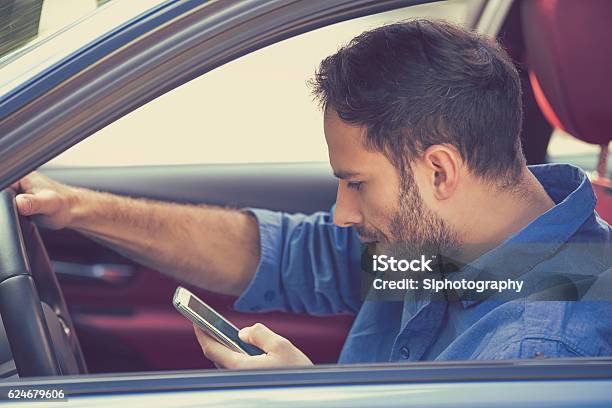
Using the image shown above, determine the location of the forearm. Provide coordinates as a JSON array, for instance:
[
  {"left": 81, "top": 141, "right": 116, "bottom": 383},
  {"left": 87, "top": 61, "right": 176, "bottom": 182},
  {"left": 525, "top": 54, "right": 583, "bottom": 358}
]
[{"left": 67, "top": 187, "right": 260, "bottom": 295}]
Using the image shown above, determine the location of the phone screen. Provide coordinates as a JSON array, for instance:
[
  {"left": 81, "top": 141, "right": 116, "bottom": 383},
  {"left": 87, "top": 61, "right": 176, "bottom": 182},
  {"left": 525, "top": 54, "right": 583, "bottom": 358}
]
[{"left": 186, "top": 295, "right": 264, "bottom": 356}]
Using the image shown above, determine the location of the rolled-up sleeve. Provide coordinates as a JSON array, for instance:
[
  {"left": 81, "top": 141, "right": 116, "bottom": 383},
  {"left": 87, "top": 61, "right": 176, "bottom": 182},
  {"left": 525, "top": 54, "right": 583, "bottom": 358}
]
[{"left": 233, "top": 207, "right": 363, "bottom": 316}]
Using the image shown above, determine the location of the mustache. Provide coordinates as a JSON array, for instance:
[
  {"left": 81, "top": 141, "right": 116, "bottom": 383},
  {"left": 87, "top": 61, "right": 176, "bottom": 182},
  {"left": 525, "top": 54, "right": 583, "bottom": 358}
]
[{"left": 355, "top": 224, "right": 386, "bottom": 243}]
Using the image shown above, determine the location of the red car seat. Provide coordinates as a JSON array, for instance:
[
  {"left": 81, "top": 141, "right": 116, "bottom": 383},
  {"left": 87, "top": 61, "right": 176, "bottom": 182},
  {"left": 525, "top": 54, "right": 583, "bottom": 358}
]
[{"left": 521, "top": 0, "right": 612, "bottom": 223}]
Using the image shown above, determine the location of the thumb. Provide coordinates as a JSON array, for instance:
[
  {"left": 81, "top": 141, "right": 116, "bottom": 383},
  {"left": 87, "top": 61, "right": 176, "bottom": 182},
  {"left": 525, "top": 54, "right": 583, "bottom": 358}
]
[
  {"left": 239, "top": 323, "right": 289, "bottom": 353},
  {"left": 15, "top": 193, "right": 52, "bottom": 216}
]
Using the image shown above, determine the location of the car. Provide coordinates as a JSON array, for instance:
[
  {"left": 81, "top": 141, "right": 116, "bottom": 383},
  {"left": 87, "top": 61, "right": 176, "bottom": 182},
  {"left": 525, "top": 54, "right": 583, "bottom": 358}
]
[{"left": 0, "top": 0, "right": 610, "bottom": 406}]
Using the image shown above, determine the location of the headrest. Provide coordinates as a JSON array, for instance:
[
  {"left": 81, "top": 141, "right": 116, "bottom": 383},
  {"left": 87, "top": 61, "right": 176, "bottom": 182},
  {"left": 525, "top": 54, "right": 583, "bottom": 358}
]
[{"left": 521, "top": 0, "right": 612, "bottom": 146}]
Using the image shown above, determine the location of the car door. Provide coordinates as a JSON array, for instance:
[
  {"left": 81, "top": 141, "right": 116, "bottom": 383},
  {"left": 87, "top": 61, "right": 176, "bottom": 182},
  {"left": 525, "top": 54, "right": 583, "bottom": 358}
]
[{"left": 1, "top": 358, "right": 612, "bottom": 406}]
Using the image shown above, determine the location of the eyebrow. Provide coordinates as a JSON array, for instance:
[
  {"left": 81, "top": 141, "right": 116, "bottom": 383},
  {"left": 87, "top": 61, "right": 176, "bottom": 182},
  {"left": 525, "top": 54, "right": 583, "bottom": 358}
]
[{"left": 333, "top": 170, "right": 361, "bottom": 180}]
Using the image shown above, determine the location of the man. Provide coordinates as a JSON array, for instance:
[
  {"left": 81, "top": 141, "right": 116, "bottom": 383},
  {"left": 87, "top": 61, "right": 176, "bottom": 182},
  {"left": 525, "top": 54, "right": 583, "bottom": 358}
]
[{"left": 11, "top": 20, "right": 612, "bottom": 368}]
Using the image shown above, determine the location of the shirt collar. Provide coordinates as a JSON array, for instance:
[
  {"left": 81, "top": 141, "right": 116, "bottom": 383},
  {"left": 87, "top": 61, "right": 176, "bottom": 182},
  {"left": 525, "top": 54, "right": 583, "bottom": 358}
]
[
  {"left": 457, "top": 163, "right": 596, "bottom": 307},
  {"left": 401, "top": 163, "right": 596, "bottom": 314}
]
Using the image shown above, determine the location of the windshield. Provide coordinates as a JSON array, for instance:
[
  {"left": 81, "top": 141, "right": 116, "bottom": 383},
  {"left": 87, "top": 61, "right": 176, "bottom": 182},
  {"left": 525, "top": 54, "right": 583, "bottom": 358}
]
[{"left": 0, "top": 0, "right": 168, "bottom": 98}]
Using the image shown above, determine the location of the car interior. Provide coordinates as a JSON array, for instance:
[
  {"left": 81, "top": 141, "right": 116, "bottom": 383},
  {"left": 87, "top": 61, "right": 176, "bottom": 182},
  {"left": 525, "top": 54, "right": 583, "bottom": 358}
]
[{"left": 0, "top": 0, "right": 610, "bottom": 380}]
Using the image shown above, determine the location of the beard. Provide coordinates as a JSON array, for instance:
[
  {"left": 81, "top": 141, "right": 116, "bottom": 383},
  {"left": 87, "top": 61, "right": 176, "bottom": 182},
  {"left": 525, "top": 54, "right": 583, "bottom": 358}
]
[{"left": 357, "top": 167, "right": 460, "bottom": 261}]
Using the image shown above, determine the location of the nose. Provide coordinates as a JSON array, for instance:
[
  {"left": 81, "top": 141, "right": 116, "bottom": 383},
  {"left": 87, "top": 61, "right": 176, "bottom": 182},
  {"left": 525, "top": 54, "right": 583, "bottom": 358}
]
[{"left": 333, "top": 182, "right": 363, "bottom": 227}]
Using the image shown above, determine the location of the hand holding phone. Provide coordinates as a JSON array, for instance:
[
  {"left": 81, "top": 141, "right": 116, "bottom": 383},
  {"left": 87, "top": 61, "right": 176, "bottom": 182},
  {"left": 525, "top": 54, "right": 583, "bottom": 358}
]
[{"left": 173, "top": 286, "right": 264, "bottom": 356}]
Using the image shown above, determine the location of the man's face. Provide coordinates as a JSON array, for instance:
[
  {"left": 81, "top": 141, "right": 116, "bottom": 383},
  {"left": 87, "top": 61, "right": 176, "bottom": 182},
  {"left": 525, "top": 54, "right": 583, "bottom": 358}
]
[{"left": 324, "top": 109, "right": 457, "bottom": 252}]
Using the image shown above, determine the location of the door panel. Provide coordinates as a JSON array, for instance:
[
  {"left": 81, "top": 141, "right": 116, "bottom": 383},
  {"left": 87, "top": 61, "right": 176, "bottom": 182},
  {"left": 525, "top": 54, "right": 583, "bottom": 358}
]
[{"left": 38, "top": 163, "right": 354, "bottom": 373}]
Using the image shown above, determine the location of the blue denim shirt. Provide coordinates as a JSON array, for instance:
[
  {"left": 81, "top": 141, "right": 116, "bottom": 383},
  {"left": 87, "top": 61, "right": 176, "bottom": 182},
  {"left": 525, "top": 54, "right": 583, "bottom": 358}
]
[{"left": 234, "top": 164, "right": 612, "bottom": 363}]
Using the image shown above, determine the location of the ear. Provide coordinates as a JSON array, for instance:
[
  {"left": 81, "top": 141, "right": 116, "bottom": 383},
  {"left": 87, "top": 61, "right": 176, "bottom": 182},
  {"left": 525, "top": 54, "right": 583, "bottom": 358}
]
[{"left": 420, "top": 144, "right": 462, "bottom": 200}]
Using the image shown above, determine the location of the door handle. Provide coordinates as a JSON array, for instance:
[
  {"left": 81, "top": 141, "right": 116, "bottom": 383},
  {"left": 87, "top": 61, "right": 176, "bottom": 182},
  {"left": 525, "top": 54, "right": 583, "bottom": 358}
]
[{"left": 52, "top": 261, "right": 135, "bottom": 285}]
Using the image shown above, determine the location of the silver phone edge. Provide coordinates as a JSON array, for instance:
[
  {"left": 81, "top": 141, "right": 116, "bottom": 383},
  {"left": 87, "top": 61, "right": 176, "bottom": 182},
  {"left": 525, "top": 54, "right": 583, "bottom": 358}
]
[{"left": 174, "top": 300, "right": 249, "bottom": 356}]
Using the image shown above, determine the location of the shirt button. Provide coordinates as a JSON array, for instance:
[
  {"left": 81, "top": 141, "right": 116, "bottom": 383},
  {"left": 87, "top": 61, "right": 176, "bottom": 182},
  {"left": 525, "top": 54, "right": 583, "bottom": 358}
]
[
  {"left": 264, "top": 290, "right": 276, "bottom": 302},
  {"left": 400, "top": 345, "right": 410, "bottom": 359}
]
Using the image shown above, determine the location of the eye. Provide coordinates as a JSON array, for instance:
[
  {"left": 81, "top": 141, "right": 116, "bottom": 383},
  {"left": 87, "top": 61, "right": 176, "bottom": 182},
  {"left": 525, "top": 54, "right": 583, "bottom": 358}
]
[{"left": 347, "top": 181, "right": 363, "bottom": 191}]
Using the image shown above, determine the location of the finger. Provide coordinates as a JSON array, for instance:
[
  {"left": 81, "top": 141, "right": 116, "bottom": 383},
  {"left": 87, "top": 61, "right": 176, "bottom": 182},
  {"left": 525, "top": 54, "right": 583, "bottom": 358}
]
[
  {"left": 15, "top": 189, "right": 60, "bottom": 216},
  {"left": 14, "top": 193, "right": 48, "bottom": 216},
  {"left": 15, "top": 194, "right": 37, "bottom": 215},
  {"left": 238, "top": 323, "right": 290, "bottom": 353},
  {"left": 193, "top": 325, "right": 248, "bottom": 369}
]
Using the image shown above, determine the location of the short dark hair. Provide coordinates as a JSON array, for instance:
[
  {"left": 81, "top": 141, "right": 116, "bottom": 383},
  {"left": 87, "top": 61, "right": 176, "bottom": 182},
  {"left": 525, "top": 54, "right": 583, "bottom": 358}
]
[{"left": 310, "top": 19, "right": 525, "bottom": 186}]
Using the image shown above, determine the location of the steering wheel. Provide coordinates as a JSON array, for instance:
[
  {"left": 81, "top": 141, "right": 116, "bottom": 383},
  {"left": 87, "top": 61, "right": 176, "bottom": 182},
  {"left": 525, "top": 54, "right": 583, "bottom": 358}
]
[{"left": 0, "top": 189, "right": 87, "bottom": 377}]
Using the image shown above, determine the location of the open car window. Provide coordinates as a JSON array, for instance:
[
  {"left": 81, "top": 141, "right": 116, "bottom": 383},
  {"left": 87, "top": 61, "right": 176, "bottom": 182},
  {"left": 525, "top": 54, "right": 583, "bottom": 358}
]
[
  {"left": 47, "top": 0, "right": 479, "bottom": 167},
  {"left": 40, "top": 0, "right": 604, "bottom": 172}
]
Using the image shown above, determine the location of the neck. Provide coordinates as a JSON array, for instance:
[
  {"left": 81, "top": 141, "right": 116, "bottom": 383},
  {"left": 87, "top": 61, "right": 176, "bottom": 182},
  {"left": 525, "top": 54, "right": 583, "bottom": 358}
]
[{"left": 454, "top": 168, "right": 555, "bottom": 263}]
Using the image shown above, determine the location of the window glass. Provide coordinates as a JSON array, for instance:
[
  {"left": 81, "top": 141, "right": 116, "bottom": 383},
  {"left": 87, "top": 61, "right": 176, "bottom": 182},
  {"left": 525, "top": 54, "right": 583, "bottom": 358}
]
[
  {"left": 548, "top": 129, "right": 612, "bottom": 174},
  {"left": 0, "top": 0, "right": 167, "bottom": 96},
  {"left": 48, "top": 0, "right": 477, "bottom": 167}
]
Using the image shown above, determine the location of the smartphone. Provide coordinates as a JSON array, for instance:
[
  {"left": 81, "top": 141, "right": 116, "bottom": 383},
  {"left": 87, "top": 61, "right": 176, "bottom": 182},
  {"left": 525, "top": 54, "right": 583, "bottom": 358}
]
[{"left": 172, "top": 286, "right": 264, "bottom": 356}]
